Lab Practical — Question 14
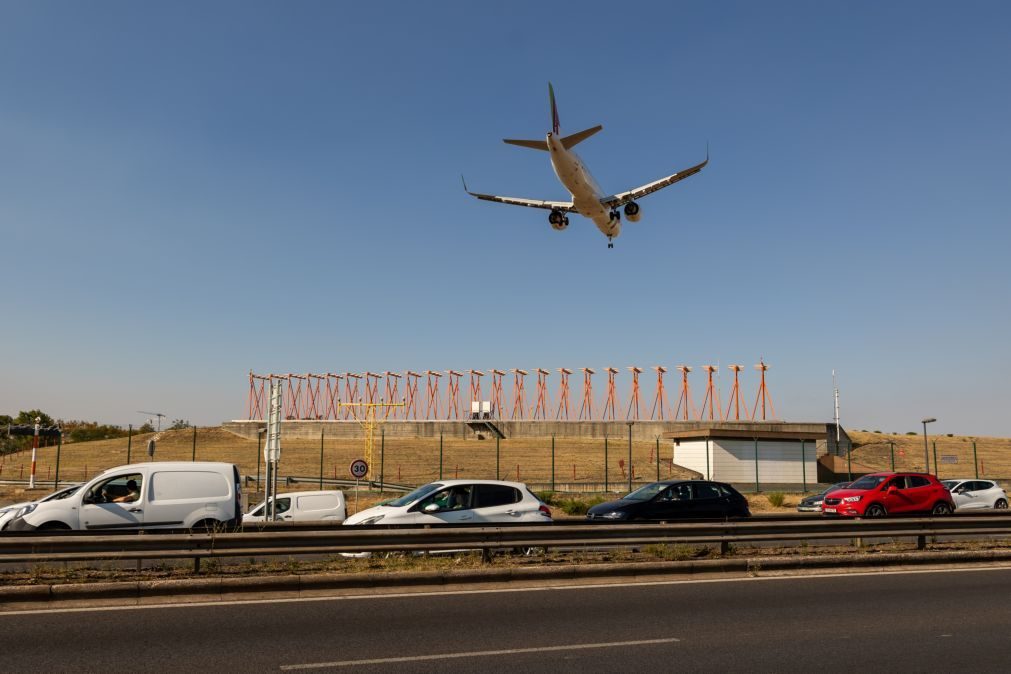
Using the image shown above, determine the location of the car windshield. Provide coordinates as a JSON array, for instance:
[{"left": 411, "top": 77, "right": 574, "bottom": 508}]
[
  {"left": 622, "top": 482, "right": 668, "bottom": 501},
  {"left": 941, "top": 480, "right": 960, "bottom": 490},
  {"left": 847, "top": 475, "right": 889, "bottom": 490},
  {"left": 387, "top": 482, "right": 445, "bottom": 508},
  {"left": 41, "top": 485, "right": 80, "bottom": 502}
]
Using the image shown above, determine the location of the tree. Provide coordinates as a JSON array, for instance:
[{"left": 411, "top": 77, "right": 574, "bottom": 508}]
[
  {"left": 168, "top": 419, "right": 190, "bottom": 430},
  {"left": 138, "top": 422, "right": 155, "bottom": 434},
  {"left": 14, "top": 410, "right": 55, "bottom": 426}
]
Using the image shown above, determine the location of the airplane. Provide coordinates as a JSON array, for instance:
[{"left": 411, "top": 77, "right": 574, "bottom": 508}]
[{"left": 463, "top": 83, "right": 708, "bottom": 248}]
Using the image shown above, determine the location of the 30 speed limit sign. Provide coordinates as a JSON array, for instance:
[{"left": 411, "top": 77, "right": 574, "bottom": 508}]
[{"left": 349, "top": 459, "right": 369, "bottom": 479}]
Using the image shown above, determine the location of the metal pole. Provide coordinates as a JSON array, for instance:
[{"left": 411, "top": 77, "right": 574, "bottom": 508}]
[
  {"left": 127, "top": 424, "right": 132, "bottom": 464},
  {"left": 495, "top": 436, "right": 500, "bottom": 480},
  {"left": 889, "top": 441, "right": 895, "bottom": 472},
  {"left": 319, "top": 428, "right": 324, "bottom": 489},
  {"left": 655, "top": 437, "right": 660, "bottom": 482},
  {"left": 847, "top": 440, "right": 852, "bottom": 481},
  {"left": 800, "top": 439, "right": 806, "bottom": 493},
  {"left": 53, "top": 432, "right": 62, "bottom": 491},
  {"left": 973, "top": 441, "right": 979, "bottom": 478},
  {"left": 256, "top": 431, "right": 262, "bottom": 490},
  {"left": 705, "top": 439, "right": 710, "bottom": 480},
  {"left": 191, "top": 425, "right": 197, "bottom": 461},
  {"left": 922, "top": 420, "right": 930, "bottom": 471},
  {"left": 439, "top": 432, "right": 443, "bottom": 480},
  {"left": 380, "top": 429, "right": 385, "bottom": 492},
  {"left": 753, "top": 437, "right": 759, "bottom": 493},
  {"left": 932, "top": 440, "right": 938, "bottom": 476},
  {"left": 29, "top": 418, "right": 39, "bottom": 489},
  {"left": 551, "top": 434, "right": 555, "bottom": 491},
  {"left": 627, "top": 424, "right": 633, "bottom": 493},
  {"left": 604, "top": 436, "right": 609, "bottom": 492}
]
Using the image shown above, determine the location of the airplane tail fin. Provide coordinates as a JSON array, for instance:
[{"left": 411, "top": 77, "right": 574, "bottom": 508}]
[
  {"left": 561, "top": 125, "right": 602, "bottom": 149},
  {"left": 550, "top": 82, "right": 560, "bottom": 135}
]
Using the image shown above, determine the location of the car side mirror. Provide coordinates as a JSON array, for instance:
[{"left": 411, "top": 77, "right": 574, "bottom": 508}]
[{"left": 423, "top": 503, "right": 440, "bottom": 513}]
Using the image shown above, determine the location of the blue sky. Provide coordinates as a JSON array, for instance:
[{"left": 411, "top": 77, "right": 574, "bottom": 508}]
[{"left": 1, "top": 1, "right": 1009, "bottom": 436}]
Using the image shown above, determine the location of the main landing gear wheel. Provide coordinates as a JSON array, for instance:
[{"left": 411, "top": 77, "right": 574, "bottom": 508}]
[{"left": 607, "top": 237, "right": 614, "bottom": 249}]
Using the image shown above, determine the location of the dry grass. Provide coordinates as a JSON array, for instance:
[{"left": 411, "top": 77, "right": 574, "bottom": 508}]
[{"left": 848, "top": 430, "right": 1011, "bottom": 479}]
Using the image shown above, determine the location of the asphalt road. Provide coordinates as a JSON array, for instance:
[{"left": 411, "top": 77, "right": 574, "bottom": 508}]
[{"left": 2, "top": 568, "right": 1010, "bottom": 672}]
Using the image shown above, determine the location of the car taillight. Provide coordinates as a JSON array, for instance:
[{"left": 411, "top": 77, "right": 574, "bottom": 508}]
[{"left": 539, "top": 504, "right": 552, "bottom": 518}]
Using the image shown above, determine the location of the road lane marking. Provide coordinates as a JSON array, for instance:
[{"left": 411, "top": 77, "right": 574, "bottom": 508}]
[
  {"left": 3, "top": 564, "right": 1010, "bottom": 616},
  {"left": 279, "top": 637, "right": 681, "bottom": 670}
]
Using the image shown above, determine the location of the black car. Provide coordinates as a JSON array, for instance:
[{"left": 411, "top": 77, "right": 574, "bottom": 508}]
[
  {"left": 585, "top": 480, "right": 750, "bottom": 521},
  {"left": 796, "top": 481, "right": 851, "bottom": 512}
]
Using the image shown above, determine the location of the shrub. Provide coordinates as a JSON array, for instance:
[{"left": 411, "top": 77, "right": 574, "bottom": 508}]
[
  {"left": 905, "top": 431, "right": 918, "bottom": 435},
  {"left": 644, "top": 543, "right": 694, "bottom": 561},
  {"left": 765, "top": 492, "right": 786, "bottom": 508}
]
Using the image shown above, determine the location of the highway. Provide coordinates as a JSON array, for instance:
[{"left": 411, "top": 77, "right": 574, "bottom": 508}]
[{"left": 2, "top": 567, "right": 1010, "bottom": 672}]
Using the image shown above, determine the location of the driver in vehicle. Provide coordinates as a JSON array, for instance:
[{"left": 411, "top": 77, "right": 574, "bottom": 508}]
[{"left": 111, "top": 479, "right": 140, "bottom": 503}]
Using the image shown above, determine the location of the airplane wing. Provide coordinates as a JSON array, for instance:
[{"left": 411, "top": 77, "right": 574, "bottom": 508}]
[
  {"left": 599, "top": 158, "right": 708, "bottom": 209},
  {"left": 462, "top": 177, "right": 575, "bottom": 212}
]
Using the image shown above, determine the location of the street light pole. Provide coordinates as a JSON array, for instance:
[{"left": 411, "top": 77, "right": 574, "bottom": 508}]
[{"left": 921, "top": 417, "right": 936, "bottom": 473}]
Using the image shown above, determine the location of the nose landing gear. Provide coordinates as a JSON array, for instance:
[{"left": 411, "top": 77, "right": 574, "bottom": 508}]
[{"left": 607, "top": 236, "right": 614, "bottom": 249}]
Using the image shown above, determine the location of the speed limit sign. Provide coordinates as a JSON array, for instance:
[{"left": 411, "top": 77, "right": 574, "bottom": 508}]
[{"left": 349, "top": 459, "right": 368, "bottom": 479}]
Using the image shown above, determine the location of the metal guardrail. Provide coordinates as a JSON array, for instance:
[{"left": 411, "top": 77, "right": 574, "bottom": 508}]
[{"left": 1, "top": 515, "right": 1010, "bottom": 565}]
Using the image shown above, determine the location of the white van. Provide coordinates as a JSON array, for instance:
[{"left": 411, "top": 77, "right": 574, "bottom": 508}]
[
  {"left": 8, "top": 462, "right": 242, "bottom": 532},
  {"left": 244, "top": 490, "right": 346, "bottom": 524}
]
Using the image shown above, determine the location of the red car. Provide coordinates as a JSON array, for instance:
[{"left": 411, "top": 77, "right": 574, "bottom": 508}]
[{"left": 821, "top": 472, "right": 954, "bottom": 517}]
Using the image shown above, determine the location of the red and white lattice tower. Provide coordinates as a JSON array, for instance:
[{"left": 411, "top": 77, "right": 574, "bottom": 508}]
[
  {"left": 404, "top": 371, "right": 422, "bottom": 419},
  {"left": 286, "top": 374, "right": 305, "bottom": 420},
  {"left": 384, "top": 372, "right": 402, "bottom": 419},
  {"left": 469, "top": 370, "right": 484, "bottom": 409},
  {"left": 489, "top": 369, "right": 505, "bottom": 418},
  {"left": 724, "top": 365, "right": 745, "bottom": 421},
  {"left": 364, "top": 372, "right": 382, "bottom": 407},
  {"left": 343, "top": 373, "right": 362, "bottom": 419},
  {"left": 325, "top": 373, "right": 343, "bottom": 420},
  {"left": 306, "top": 373, "right": 324, "bottom": 419},
  {"left": 248, "top": 372, "right": 268, "bottom": 420},
  {"left": 700, "top": 365, "right": 723, "bottom": 421},
  {"left": 674, "top": 366, "right": 696, "bottom": 421},
  {"left": 602, "top": 367, "right": 620, "bottom": 421},
  {"left": 511, "top": 369, "right": 528, "bottom": 419},
  {"left": 650, "top": 366, "right": 672, "bottom": 420},
  {"left": 752, "top": 359, "right": 777, "bottom": 421},
  {"left": 626, "top": 367, "right": 643, "bottom": 420},
  {"left": 424, "top": 371, "right": 442, "bottom": 420},
  {"left": 532, "top": 368, "right": 551, "bottom": 419},
  {"left": 446, "top": 370, "right": 464, "bottom": 419},
  {"left": 579, "top": 368, "right": 595, "bottom": 420},
  {"left": 555, "top": 368, "right": 573, "bottom": 420}
]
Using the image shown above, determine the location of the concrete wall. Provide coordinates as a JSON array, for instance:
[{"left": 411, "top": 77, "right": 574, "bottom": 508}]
[
  {"left": 223, "top": 419, "right": 832, "bottom": 442},
  {"left": 674, "top": 438, "right": 824, "bottom": 485}
]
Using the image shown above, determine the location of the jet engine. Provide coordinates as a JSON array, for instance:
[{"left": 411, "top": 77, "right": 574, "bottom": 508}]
[
  {"left": 548, "top": 209, "right": 569, "bottom": 231},
  {"left": 623, "top": 201, "right": 641, "bottom": 223}
]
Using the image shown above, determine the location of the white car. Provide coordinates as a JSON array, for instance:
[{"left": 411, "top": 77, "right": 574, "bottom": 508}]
[
  {"left": 0, "top": 484, "right": 82, "bottom": 531},
  {"left": 344, "top": 479, "right": 552, "bottom": 526},
  {"left": 244, "top": 490, "right": 346, "bottom": 523},
  {"left": 942, "top": 479, "right": 1008, "bottom": 510}
]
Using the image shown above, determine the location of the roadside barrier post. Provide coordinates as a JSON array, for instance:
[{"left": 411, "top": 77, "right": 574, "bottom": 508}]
[
  {"left": 604, "top": 436, "right": 609, "bottom": 492},
  {"left": 973, "top": 441, "right": 978, "bottom": 478},
  {"left": 379, "top": 430, "right": 385, "bottom": 492},
  {"left": 705, "top": 439, "right": 711, "bottom": 480},
  {"left": 627, "top": 423, "right": 633, "bottom": 493},
  {"left": 655, "top": 437, "right": 660, "bottom": 482},
  {"left": 889, "top": 442, "right": 895, "bottom": 471},
  {"left": 126, "top": 424, "right": 132, "bottom": 464},
  {"left": 495, "top": 436, "right": 500, "bottom": 480},
  {"left": 191, "top": 425, "right": 197, "bottom": 461},
  {"left": 933, "top": 441, "right": 938, "bottom": 476},
  {"left": 550, "top": 435, "right": 555, "bottom": 491},
  {"left": 29, "top": 418, "right": 39, "bottom": 489},
  {"left": 439, "top": 432, "right": 443, "bottom": 480}
]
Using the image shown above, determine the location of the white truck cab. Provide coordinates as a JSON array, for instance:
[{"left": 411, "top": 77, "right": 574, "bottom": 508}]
[{"left": 8, "top": 461, "right": 242, "bottom": 532}]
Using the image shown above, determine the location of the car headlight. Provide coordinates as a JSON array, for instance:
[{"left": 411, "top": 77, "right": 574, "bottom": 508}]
[
  {"left": 16, "top": 504, "right": 38, "bottom": 518},
  {"left": 598, "top": 511, "right": 628, "bottom": 520},
  {"left": 357, "top": 515, "right": 385, "bottom": 525},
  {"left": 843, "top": 496, "right": 862, "bottom": 503}
]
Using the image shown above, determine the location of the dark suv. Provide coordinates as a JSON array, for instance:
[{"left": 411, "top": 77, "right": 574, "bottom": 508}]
[{"left": 586, "top": 480, "right": 750, "bottom": 521}]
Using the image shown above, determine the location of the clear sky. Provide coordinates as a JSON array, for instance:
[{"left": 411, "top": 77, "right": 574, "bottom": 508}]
[{"left": 1, "top": 1, "right": 1009, "bottom": 436}]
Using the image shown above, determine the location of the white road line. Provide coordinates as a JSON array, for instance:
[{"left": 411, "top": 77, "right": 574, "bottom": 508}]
[
  {"left": 3, "top": 564, "right": 1010, "bottom": 616},
  {"left": 279, "top": 637, "right": 681, "bottom": 670}
]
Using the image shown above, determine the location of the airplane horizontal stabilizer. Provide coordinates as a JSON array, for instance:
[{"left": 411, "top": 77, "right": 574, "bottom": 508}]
[
  {"left": 561, "top": 125, "right": 602, "bottom": 149},
  {"left": 503, "top": 138, "right": 550, "bottom": 150}
]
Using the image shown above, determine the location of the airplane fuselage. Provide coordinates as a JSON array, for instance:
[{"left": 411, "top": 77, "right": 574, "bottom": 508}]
[{"left": 546, "top": 132, "right": 620, "bottom": 239}]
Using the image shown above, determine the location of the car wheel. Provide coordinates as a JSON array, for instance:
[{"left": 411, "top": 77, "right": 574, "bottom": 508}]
[
  {"left": 38, "top": 521, "right": 72, "bottom": 531},
  {"left": 994, "top": 499, "right": 1008, "bottom": 510},
  {"left": 190, "top": 519, "right": 224, "bottom": 533},
  {"left": 864, "top": 504, "right": 886, "bottom": 518},
  {"left": 931, "top": 502, "right": 952, "bottom": 516}
]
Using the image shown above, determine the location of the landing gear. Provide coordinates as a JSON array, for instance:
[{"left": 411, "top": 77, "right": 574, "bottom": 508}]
[{"left": 607, "top": 236, "right": 614, "bottom": 249}]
